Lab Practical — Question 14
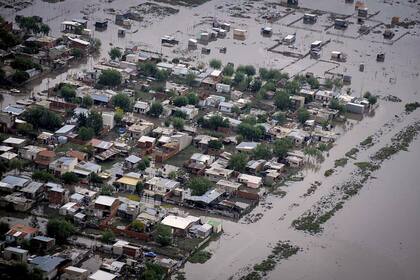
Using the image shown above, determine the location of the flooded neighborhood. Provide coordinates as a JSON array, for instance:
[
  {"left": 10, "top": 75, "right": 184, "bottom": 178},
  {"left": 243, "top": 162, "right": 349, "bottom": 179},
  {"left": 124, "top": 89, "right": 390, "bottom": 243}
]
[{"left": 0, "top": 0, "right": 419, "bottom": 279}]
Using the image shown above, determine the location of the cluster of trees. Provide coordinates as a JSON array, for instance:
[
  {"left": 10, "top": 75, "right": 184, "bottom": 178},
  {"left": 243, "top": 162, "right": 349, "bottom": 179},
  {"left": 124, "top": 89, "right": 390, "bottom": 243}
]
[
  {"left": 61, "top": 172, "right": 80, "bottom": 185},
  {"left": 16, "top": 16, "right": 50, "bottom": 35},
  {"left": 1, "top": 263, "right": 44, "bottom": 280},
  {"left": 98, "top": 69, "right": 122, "bottom": 87},
  {"left": 154, "top": 224, "right": 172, "bottom": 247},
  {"left": 58, "top": 84, "right": 76, "bottom": 102},
  {"left": 11, "top": 56, "right": 41, "bottom": 71},
  {"left": 46, "top": 218, "right": 75, "bottom": 244},
  {"left": 108, "top": 47, "right": 122, "bottom": 60},
  {"left": 237, "top": 122, "right": 266, "bottom": 141},
  {"left": 0, "top": 16, "right": 21, "bottom": 50},
  {"left": 148, "top": 102, "right": 163, "bottom": 118},
  {"left": 22, "top": 106, "right": 62, "bottom": 131},
  {"left": 209, "top": 59, "right": 222, "bottom": 69},
  {"left": 172, "top": 92, "right": 199, "bottom": 107},
  {"left": 139, "top": 262, "right": 165, "bottom": 280},
  {"left": 198, "top": 115, "right": 229, "bottom": 131},
  {"left": 187, "top": 177, "right": 213, "bottom": 196},
  {"left": 137, "top": 61, "right": 169, "bottom": 82},
  {"left": 137, "top": 157, "right": 151, "bottom": 171},
  {"left": 0, "top": 159, "right": 28, "bottom": 178},
  {"left": 77, "top": 111, "right": 103, "bottom": 139},
  {"left": 101, "top": 229, "right": 115, "bottom": 244},
  {"left": 230, "top": 138, "right": 294, "bottom": 169},
  {"left": 363, "top": 91, "right": 378, "bottom": 105},
  {"left": 111, "top": 92, "right": 132, "bottom": 111},
  {"left": 228, "top": 153, "right": 248, "bottom": 172}
]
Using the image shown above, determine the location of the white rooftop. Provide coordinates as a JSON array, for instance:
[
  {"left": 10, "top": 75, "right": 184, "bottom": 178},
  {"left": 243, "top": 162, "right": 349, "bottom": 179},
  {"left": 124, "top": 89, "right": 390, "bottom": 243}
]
[
  {"left": 95, "top": 195, "right": 117, "bottom": 207},
  {"left": 88, "top": 270, "right": 116, "bottom": 280},
  {"left": 161, "top": 215, "right": 199, "bottom": 230}
]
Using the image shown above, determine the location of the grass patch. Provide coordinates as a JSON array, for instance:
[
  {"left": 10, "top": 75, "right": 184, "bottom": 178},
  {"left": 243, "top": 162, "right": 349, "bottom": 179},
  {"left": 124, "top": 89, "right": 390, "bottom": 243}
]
[
  {"left": 324, "top": 169, "right": 334, "bottom": 177},
  {"left": 334, "top": 158, "right": 348, "bottom": 168},
  {"left": 126, "top": 194, "right": 140, "bottom": 201},
  {"left": 188, "top": 250, "right": 212, "bottom": 264},
  {"left": 345, "top": 147, "right": 359, "bottom": 159}
]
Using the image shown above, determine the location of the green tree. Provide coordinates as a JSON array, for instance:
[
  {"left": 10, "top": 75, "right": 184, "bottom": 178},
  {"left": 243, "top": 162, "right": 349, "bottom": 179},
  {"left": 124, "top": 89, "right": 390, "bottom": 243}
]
[
  {"left": 131, "top": 220, "right": 145, "bottom": 232},
  {"left": 61, "top": 172, "right": 79, "bottom": 185},
  {"left": 71, "top": 48, "right": 84, "bottom": 59},
  {"left": 8, "top": 159, "right": 24, "bottom": 174},
  {"left": 172, "top": 117, "right": 184, "bottom": 130},
  {"left": 111, "top": 93, "right": 131, "bottom": 111},
  {"left": 98, "top": 69, "right": 122, "bottom": 87},
  {"left": 237, "top": 123, "right": 265, "bottom": 141},
  {"left": 223, "top": 64, "right": 235, "bottom": 76},
  {"left": 233, "top": 71, "right": 245, "bottom": 85},
  {"left": 274, "top": 90, "right": 290, "bottom": 110},
  {"left": 297, "top": 108, "right": 310, "bottom": 124},
  {"left": 101, "top": 229, "right": 115, "bottom": 244},
  {"left": 155, "top": 69, "right": 169, "bottom": 82},
  {"left": 89, "top": 172, "right": 103, "bottom": 185},
  {"left": 172, "top": 110, "right": 187, "bottom": 119},
  {"left": 149, "top": 102, "right": 163, "bottom": 118},
  {"left": 140, "top": 263, "right": 165, "bottom": 280},
  {"left": 32, "top": 170, "right": 56, "bottom": 182},
  {"left": 208, "top": 139, "right": 223, "bottom": 150},
  {"left": 228, "top": 153, "right": 248, "bottom": 172},
  {"left": 40, "top": 24, "right": 50, "bottom": 35},
  {"left": 186, "top": 92, "right": 199, "bottom": 105},
  {"left": 46, "top": 218, "right": 75, "bottom": 244},
  {"left": 108, "top": 47, "right": 122, "bottom": 60},
  {"left": 11, "top": 70, "right": 30, "bottom": 84},
  {"left": 11, "top": 56, "right": 40, "bottom": 71},
  {"left": 274, "top": 112, "right": 287, "bottom": 125},
  {"left": 78, "top": 126, "right": 94, "bottom": 141},
  {"left": 185, "top": 72, "right": 196, "bottom": 86},
  {"left": 79, "top": 111, "right": 103, "bottom": 135},
  {"left": 199, "top": 115, "right": 229, "bottom": 130},
  {"left": 209, "top": 59, "right": 222, "bottom": 69},
  {"left": 329, "top": 98, "right": 346, "bottom": 113},
  {"left": 187, "top": 177, "right": 213, "bottom": 196},
  {"left": 250, "top": 79, "right": 262, "bottom": 92},
  {"left": 173, "top": 96, "right": 188, "bottom": 107},
  {"left": 253, "top": 143, "right": 272, "bottom": 160},
  {"left": 22, "top": 106, "right": 62, "bottom": 130},
  {"left": 138, "top": 61, "right": 158, "bottom": 77},
  {"left": 273, "top": 138, "right": 293, "bottom": 159},
  {"left": 16, "top": 122, "right": 34, "bottom": 135},
  {"left": 155, "top": 224, "right": 172, "bottom": 246},
  {"left": 237, "top": 65, "right": 256, "bottom": 76},
  {"left": 81, "top": 95, "right": 93, "bottom": 108},
  {"left": 59, "top": 84, "right": 76, "bottom": 102},
  {"left": 114, "top": 107, "right": 124, "bottom": 125}
]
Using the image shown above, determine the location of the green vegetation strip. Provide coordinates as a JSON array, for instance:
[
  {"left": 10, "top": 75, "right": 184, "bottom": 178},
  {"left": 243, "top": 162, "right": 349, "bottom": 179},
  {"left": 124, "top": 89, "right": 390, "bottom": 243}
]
[
  {"left": 292, "top": 122, "right": 420, "bottom": 234},
  {"left": 239, "top": 241, "right": 300, "bottom": 280},
  {"left": 188, "top": 250, "right": 212, "bottom": 264}
]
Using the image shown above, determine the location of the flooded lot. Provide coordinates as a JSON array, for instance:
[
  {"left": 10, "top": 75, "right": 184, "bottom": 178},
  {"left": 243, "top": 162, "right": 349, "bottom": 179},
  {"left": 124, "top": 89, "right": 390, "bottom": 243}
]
[{"left": 2, "top": 0, "right": 420, "bottom": 279}]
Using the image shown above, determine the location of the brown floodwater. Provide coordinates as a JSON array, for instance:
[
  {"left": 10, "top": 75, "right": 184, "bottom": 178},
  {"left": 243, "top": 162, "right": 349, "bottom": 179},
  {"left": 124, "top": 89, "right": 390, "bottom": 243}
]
[{"left": 2, "top": 0, "right": 420, "bottom": 279}]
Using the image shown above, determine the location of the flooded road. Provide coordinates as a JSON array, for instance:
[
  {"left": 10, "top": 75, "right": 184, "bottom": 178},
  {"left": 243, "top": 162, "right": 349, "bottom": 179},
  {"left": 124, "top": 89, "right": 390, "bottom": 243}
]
[{"left": 2, "top": 0, "right": 420, "bottom": 279}]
